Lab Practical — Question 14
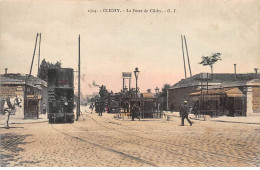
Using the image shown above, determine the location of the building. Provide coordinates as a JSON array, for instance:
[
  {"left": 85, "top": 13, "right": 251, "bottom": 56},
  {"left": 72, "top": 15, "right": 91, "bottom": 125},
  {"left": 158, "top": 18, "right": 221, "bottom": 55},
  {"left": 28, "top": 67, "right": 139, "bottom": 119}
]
[
  {"left": 0, "top": 71, "right": 47, "bottom": 119},
  {"left": 167, "top": 73, "right": 260, "bottom": 117}
]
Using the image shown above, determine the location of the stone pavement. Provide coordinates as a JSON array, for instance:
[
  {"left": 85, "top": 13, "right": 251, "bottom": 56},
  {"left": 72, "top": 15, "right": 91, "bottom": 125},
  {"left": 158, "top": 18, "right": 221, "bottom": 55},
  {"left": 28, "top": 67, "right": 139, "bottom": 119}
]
[{"left": 0, "top": 108, "right": 259, "bottom": 167}]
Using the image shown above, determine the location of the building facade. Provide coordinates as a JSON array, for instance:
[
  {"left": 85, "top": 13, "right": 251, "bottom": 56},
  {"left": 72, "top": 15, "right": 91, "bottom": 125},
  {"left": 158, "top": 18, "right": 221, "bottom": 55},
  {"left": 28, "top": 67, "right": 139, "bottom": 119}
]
[
  {"left": 167, "top": 73, "right": 260, "bottom": 117},
  {"left": 0, "top": 73, "right": 47, "bottom": 119}
]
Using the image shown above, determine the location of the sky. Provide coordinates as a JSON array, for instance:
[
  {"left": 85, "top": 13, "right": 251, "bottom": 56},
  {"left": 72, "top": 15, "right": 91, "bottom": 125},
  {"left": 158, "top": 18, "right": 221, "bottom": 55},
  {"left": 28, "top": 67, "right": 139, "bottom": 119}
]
[{"left": 0, "top": 0, "right": 259, "bottom": 96}]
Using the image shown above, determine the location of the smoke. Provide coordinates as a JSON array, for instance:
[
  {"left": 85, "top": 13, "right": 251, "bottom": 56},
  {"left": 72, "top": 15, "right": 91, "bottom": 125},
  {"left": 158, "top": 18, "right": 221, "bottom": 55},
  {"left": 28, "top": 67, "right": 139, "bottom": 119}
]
[
  {"left": 92, "top": 80, "right": 100, "bottom": 88},
  {"left": 75, "top": 74, "right": 86, "bottom": 82},
  {"left": 81, "top": 74, "right": 86, "bottom": 82}
]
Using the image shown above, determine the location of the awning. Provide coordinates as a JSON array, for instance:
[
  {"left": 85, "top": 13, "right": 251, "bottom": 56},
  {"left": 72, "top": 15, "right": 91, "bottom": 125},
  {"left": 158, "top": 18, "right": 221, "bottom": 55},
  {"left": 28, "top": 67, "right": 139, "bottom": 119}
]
[
  {"left": 189, "top": 87, "right": 244, "bottom": 98},
  {"left": 225, "top": 88, "right": 244, "bottom": 97},
  {"left": 142, "top": 93, "right": 155, "bottom": 98}
]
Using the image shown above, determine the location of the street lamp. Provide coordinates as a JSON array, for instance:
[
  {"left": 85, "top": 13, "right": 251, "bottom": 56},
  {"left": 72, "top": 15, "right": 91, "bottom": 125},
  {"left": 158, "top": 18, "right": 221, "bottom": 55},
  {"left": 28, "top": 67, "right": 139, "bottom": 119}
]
[
  {"left": 254, "top": 68, "right": 258, "bottom": 75},
  {"left": 123, "top": 86, "right": 128, "bottom": 93},
  {"left": 155, "top": 87, "right": 159, "bottom": 95},
  {"left": 133, "top": 67, "right": 140, "bottom": 121},
  {"left": 134, "top": 67, "right": 140, "bottom": 98}
]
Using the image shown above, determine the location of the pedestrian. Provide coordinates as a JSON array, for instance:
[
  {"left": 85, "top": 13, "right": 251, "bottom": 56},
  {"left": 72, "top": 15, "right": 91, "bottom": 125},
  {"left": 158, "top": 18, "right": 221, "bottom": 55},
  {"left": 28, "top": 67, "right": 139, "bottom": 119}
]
[
  {"left": 89, "top": 103, "right": 94, "bottom": 113},
  {"left": 192, "top": 105, "right": 198, "bottom": 118},
  {"left": 130, "top": 104, "right": 136, "bottom": 121},
  {"left": 118, "top": 108, "right": 121, "bottom": 118},
  {"left": 98, "top": 101, "right": 105, "bottom": 117},
  {"left": 43, "top": 103, "right": 46, "bottom": 114},
  {"left": 131, "top": 103, "right": 140, "bottom": 121},
  {"left": 179, "top": 101, "right": 192, "bottom": 126}
]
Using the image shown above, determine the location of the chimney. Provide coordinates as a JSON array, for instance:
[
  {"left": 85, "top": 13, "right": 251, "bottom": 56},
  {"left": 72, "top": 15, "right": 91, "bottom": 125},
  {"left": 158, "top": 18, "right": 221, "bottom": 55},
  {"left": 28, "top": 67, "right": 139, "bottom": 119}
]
[
  {"left": 234, "top": 64, "right": 237, "bottom": 80},
  {"left": 254, "top": 68, "right": 258, "bottom": 75},
  {"left": 5, "top": 68, "right": 8, "bottom": 75}
]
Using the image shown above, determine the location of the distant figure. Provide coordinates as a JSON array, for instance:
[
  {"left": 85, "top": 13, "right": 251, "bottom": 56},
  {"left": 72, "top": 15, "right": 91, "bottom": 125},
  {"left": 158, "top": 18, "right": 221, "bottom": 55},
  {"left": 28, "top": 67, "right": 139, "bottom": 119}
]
[
  {"left": 179, "top": 101, "right": 192, "bottom": 126},
  {"left": 131, "top": 104, "right": 140, "bottom": 121},
  {"left": 192, "top": 105, "right": 199, "bottom": 118},
  {"left": 106, "top": 105, "right": 109, "bottom": 113},
  {"left": 96, "top": 101, "right": 105, "bottom": 117},
  {"left": 89, "top": 103, "right": 94, "bottom": 113},
  {"left": 169, "top": 103, "right": 175, "bottom": 113},
  {"left": 118, "top": 109, "right": 121, "bottom": 118},
  {"left": 43, "top": 103, "right": 46, "bottom": 114}
]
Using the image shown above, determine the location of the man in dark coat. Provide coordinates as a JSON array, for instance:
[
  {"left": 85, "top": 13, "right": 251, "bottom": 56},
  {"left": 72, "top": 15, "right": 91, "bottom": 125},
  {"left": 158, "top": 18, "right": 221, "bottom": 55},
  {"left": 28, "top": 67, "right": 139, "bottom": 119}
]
[
  {"left": 131, "top": 103, "right": 140, "bottom": 121},
  {"left": 179, "top": 101, "right": 192, "bottom": 126}
]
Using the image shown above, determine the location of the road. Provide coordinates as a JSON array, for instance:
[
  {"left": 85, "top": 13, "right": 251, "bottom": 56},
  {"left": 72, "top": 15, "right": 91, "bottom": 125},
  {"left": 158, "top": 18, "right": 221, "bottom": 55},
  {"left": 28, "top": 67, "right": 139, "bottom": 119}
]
[{"left": 0, "top": 110, "right": 260, "bottom": 167}]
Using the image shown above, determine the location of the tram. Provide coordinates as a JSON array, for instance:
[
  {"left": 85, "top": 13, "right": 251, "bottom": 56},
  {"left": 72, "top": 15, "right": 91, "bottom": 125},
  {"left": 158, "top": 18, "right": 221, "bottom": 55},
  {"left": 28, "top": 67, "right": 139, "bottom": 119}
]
[{"left": 47, "top": 68, "right": 74, "bottom": 123}]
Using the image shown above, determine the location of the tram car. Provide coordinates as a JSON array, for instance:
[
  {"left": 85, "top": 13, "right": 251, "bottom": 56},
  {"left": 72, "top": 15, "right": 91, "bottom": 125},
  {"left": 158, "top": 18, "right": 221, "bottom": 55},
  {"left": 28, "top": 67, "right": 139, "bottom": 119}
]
[
  {"left": 47, "top": 68, "right": 74, "bottom": 123},
  {"left": 107, "top": 93, "right": 120, "bottom": 113}
]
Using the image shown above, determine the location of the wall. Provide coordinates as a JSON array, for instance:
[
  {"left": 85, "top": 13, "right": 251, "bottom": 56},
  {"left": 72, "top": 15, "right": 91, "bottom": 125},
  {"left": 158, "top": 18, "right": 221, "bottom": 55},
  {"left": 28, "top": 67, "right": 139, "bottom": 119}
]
[
  {"left": 167, "top": 86, "right": 198, "bottom": 111},
  {"left": 252, "top": 86, "right": 260, "bottom": 113}
]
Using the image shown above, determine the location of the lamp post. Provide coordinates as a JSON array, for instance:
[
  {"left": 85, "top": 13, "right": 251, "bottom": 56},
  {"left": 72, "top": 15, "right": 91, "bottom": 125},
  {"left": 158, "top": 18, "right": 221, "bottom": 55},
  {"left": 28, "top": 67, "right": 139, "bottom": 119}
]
[
  {"left": 254, "top": 68, "right": 258, "bottom": 75},
  {"left": 123, "top": 86, "right": 128, "bottom": 93},
  {"left": 134, "top": 67, "right": 140, "bottom": 99},
  {"left": 133, "top": 67, "right": 140, "bottom": 121},
  {"left": 155, "top": 87, "right": 159, "bottom": 96}
]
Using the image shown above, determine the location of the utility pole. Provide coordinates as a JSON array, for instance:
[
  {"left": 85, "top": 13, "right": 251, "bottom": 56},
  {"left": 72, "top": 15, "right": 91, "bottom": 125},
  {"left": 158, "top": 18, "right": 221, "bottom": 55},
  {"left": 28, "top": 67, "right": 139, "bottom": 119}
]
[
  {"left": 234, "top": 64, "right": 237, "bottom": 80},
  {"left": 76, "top": 34, "right": 81, "bottom": 121},
  {"left": 184, "top": 36, "right": 192, "bottom": 77},
  {"left": 37, "top": 33, "right": 41, "bottom": 77},
  {"left": 181, "top": 35, "right": 187, "bottom": 79},
  {"left": 25, "top": 33, "right": 39, "bottom": 116},
  {"left": 29, "top": 33, "right": 39, "bottom": 76}
]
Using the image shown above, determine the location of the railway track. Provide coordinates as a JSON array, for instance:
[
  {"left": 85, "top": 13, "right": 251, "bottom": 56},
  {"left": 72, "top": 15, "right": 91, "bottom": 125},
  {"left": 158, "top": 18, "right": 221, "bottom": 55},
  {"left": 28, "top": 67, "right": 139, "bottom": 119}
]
[
  {"left": 82, "top": 113, "right": 253, "bottom": 165},
  {"left": 50, "top": 123, "right": 158, "bottom": 167}
]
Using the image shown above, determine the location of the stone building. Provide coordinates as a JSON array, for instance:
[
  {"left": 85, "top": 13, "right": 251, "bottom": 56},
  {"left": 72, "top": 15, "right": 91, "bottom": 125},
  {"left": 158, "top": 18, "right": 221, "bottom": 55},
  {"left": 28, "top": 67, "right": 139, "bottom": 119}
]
[
  {"left": 167, "top": 73, "right": 260, "bottom": 117},
  {"left": 0, "top": 72, "right": 47, "bottom": 119}
]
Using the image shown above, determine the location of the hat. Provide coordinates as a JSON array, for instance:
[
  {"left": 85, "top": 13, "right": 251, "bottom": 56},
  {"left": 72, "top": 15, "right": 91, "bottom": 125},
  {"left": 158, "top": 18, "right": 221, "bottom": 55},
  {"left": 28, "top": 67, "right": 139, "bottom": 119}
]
[{"left": 184, "top": 101, "right": 187, "bottom": 104}]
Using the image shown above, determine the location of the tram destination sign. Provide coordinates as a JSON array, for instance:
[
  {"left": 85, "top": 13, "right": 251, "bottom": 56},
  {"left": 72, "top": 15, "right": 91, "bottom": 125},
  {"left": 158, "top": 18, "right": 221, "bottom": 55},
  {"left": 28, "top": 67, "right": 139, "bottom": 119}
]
[{"left": 122, "top": 72, "right": 132, "bottom": 78}]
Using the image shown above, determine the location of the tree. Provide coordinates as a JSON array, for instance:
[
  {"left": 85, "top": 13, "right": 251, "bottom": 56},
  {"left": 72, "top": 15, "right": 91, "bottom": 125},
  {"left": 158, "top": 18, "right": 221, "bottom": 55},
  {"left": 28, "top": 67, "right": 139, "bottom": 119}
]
[
  {"left": 38, "top": 59, "right": 62, "bottom": 81},
  {"left": 95, "top": 85, "right": 109, "bottom": 115},
  {"left": 199, "top": 53, "right": 222, "bottom": 74},
  {"left": 146, "top": 89, "right": 152, "bottom": 93},
  {"left": 99, "top": 85, "right": 108, "bottom": 98},
  {"left": 160, "top": 83, "right": 171, "bottom": 110}
]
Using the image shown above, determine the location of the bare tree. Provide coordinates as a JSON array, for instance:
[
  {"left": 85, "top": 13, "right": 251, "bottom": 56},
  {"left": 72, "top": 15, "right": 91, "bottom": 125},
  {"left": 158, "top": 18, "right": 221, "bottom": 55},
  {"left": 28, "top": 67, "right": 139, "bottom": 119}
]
[{"left": 199, "top": 53, "right": 222, "bottom": 74}]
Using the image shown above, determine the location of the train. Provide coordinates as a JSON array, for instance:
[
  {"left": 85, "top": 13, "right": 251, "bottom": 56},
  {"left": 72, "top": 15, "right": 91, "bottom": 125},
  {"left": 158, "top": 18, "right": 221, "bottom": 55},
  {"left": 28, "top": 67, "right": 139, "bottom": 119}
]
[{"left": 47, "top": 68, "right": 74, "bottom": 123}]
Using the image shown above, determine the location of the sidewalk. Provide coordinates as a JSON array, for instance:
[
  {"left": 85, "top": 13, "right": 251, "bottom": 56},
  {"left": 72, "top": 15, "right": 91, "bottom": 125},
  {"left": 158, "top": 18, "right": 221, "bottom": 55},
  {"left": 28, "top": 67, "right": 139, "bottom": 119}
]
[
  {"left": 163, "top": 111, "right": 260, "bottom": 125},
  {"left": 0, "top": 114, "right": 48, "bottom": 126}
]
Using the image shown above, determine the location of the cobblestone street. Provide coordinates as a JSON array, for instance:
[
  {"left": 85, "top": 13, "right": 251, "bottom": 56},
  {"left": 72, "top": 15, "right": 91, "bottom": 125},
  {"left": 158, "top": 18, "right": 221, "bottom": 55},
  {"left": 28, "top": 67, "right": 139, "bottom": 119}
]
[{"left": 1, "top": 111, "right": 260, "bottom": 167}]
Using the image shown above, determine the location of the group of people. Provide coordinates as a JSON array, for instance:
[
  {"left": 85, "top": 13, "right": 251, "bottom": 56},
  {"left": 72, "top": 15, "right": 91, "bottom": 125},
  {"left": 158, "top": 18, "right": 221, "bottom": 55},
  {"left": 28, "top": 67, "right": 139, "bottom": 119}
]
[
  {"left": 88, "top": 100, "right": 192, "bottom": 125},
  {"left": 129, "top": 100, "right": 193, "bottom": 125}
]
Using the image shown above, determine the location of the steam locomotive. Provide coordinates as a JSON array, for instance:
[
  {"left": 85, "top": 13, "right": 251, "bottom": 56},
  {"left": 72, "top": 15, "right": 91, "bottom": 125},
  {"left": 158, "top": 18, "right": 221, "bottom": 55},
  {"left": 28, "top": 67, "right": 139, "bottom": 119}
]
[{"left": 47, "top": 68, "right": 74, "bottom": 123}]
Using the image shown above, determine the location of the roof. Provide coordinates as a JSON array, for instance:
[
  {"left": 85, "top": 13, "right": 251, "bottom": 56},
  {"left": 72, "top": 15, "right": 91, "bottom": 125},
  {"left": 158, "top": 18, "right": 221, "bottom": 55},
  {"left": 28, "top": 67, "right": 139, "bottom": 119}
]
[
  {"left": 0, "top": 76, "right": 24, "bottom": 85},
  {"left": 0, "top": 74, "right": 47, "bottom": 87},
  {"left": 170, "top": 73, "right": 260, "bottom": 89}
]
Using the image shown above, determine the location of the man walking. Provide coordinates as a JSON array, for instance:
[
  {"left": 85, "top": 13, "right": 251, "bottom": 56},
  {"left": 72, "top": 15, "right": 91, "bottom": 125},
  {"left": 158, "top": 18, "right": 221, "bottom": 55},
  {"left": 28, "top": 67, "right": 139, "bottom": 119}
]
[
  {"left": 179, "top": 101, "right": 192, "bottom": 126},
  {"left": 131, "top": 103, "right": 140, "bottom": 121}
]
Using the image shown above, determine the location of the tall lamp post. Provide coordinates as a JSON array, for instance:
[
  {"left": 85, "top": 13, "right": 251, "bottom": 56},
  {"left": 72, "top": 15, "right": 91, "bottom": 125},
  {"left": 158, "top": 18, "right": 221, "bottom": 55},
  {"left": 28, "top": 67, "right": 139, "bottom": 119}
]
[
  {"left": 133, "top": 67, "right": 140, "bottom": 120},
  {"left": 155, "top": 87, "right": 159, "bottom": 96},
  {"left": 155, "top": 86, "right": 160, "bottom": 118},
  {"left": 134, "top": 67, "right": 140, "bottom": 99}
]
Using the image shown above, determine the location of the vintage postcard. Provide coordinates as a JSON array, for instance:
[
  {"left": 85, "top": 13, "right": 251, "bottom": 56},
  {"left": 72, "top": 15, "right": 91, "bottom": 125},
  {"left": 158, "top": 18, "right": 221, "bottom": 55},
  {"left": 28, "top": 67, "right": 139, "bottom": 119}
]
[{"left": 0, "top": 0, "right": 259, "bottom": 167}]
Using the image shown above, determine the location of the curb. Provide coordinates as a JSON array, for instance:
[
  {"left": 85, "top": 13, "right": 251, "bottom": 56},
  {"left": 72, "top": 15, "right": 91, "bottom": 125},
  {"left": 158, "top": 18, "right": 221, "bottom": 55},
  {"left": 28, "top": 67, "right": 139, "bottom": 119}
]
[{"left": 0, "top": 120, "right": 48, "bottom": 125}]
